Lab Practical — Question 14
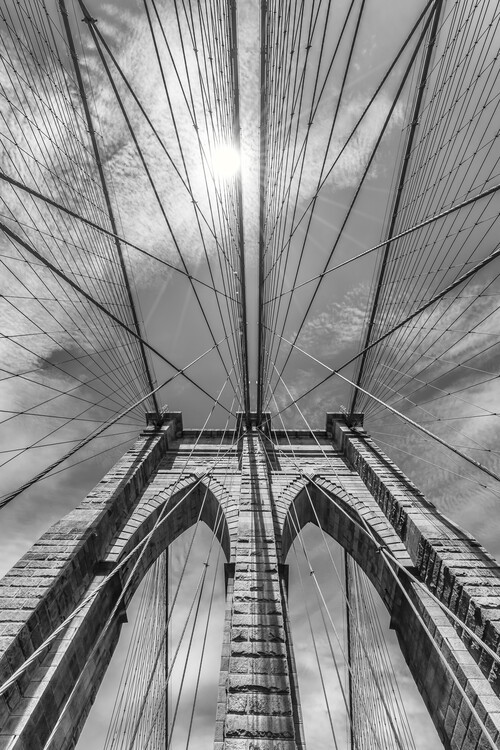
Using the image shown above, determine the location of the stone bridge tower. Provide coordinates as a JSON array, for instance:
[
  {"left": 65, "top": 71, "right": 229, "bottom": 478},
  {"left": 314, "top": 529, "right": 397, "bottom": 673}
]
[{"left": 1, "top": 412, "right": 500, "bottom": 749}]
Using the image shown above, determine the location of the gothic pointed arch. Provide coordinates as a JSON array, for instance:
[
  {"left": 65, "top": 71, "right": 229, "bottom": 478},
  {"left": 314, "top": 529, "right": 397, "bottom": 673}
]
[
  {"left": 277, "top": 419, "right": 500, "bottom": 750},
  {"left": 109, "top": 474, "right": 232, "bottom": 606},
  {"left": 280, "top": 475, "right": 406, "bottom": 605},
  {"left": 0, "top": 420, "right": 232, "bottom": 750},
  {"left": 2, "top": 417, "right": 500, "bottom": 750}
]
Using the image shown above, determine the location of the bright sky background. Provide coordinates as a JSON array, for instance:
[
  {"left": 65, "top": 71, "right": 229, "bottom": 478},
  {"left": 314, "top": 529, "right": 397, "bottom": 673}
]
[{"left": 1, "top": 0, "right": 500, "bottom": 747}]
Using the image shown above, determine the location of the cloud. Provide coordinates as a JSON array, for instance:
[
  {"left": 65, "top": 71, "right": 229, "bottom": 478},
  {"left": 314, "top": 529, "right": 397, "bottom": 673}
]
[
  {"left": 1, "top": 3, "right": 500, "bottom": 749},
  {"left": 288, "top": 525, "right": 441, "bottom": 747},
  {"left": 361, "top": 280, "right": 500, "bottom": 547},
  {"left": 300, "top": 93, "right": 405, "bottom": 197},
  {"left": 298, "top": 281, "right": 370, "bottom": 356}
]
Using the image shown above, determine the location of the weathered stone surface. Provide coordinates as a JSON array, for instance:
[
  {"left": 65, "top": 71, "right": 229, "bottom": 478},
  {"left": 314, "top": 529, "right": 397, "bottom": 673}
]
[
  {"left": 225, "top": 714, "right": 294, "bottom": 738},
  {"left": 1, "top": 416, "right": 500, "bottom": 750},
  {"left": 227, "top": 693, "right": 293, "bottom": 716},
  {"left": 230, "top": 642, "right": 287, "bottom": 658},
  {"left": 229, "top": 657, "right": 287, "bottom": 676},
  {"left": 215, "top": 435, "right": 304, "bottom": 748}
]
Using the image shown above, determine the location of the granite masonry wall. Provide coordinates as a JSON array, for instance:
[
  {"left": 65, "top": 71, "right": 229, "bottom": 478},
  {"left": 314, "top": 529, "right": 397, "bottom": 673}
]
[{"left": 0, "top": 415, "right": 499, "bottom": 749}]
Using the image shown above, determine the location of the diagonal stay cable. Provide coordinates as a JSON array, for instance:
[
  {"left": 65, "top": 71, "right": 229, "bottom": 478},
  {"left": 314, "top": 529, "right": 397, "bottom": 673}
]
[
  {"left": 263, "top": 239, "right": 500, "bottom": 424},
  {"left": 259, "top": 0, "right": 343, "bottom": 417},
  {"left": 262, "top": 378, "right": 500, "bottom": 748},
  {"left": 125, "top": 395, "right": 237, "bottom": 749},
  {"left": 139, "top": 0, "right": 245, "bottom": 390},
  {"left": 0, "top": 219, "right": 236, "bottom": 417},
  {"left": 0, "top": 429, "right": 141, "bottom": 456},
  {"left": 78, "top": 0, "right": 220, "bottom": 245},
  {"left": 42, "top": 373, "right": 234, "bottom": 750},
  {"left": 259, "top": 420, "right": 500, "bottom": 669},
  {"left": 131, "top": 0, "right": 247, "bottom": 404},
  {"left": 0, "top": 40, "right": 153, "bottom": 405},
  {"left": 121, "top": 391, "right": 237, "bottom": 748},
  {"left": 0, "top": 333, "right": 229, "bottom": 509},
  {"left": 78, "top": 13, "right": 243, "bottom": 409},
  {"left": 0, "top": 392, "right": 244, "bottom": 700},
  {"left": 0, "top": 170, "right": 233, "bottom": 300},
  {"left": 264, "top": 9, "right": 436, "bottom": 410},
  {"left": 266, "top": 180, "right": 500, "bottom": 304},
  {"left": 260, "top": 0, "right": 359, "bottom": 283},
  {"left": 83, "top": 0, "right": 243, "bottom": 304},
  {"left": 349, "top": 0, "right": 445, "bottom": 415},
  {"left": 261, "top": 0, "right": 438, "bottom": 284},
  {"left": 268, "top": 330, "right": 500, "bottom": 485},
  {"left": 58, "top": 0, "right": 159, "bottom": 414},
  {"left": 147, "top": 0, "right": 241, "bottom": 239},
  {"left": 261, "top": 0, "right": 368, "bottom": 399}
]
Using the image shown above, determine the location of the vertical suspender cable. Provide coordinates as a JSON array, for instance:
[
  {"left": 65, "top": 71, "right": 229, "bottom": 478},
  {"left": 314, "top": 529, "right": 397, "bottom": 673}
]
[
  {"left": 164, "top": 548, "right": 169, "bottom": 750},
  {"left": 229, "top": 0, "right": 251, "bottom": 424},
  {"left": 344, "top": 549, "right": 354, "bottom": 750},
  {"left": 256, "top": 0, "right": 267, "bottom": 424}
]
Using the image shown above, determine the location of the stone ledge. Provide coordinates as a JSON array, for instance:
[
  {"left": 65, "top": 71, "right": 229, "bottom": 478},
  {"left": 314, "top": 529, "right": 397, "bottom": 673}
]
[
  {"left": 228, "top": 674, "right": 289, "bottom": 694},
  {"left": 225, "top": 714, "right": 294, "bottom": 738}
]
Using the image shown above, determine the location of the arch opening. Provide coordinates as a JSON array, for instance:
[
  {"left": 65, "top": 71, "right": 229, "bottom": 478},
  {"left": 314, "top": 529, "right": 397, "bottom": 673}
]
[
  {"left": 281, "top": 480, "right": 397, "bottom": 609},
  {"left": 281, "top": 479, "right": 497, "bottom": 750},
  {"left": 17, "top": 479, "right": 232, "bottom": 750},
  {"left": 76, "top": 523, "right": 227, "bottom": 750},
  {"left": 115, "top": 478, "right": 232, "bottom": 607},
  {"left": 286, "top": 522, "right": 441, "bottom": 749}
]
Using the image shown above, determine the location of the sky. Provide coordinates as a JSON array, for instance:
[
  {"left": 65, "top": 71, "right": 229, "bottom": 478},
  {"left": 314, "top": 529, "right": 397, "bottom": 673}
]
[{"left": 1, "top": 0, "right": 500, "bottom": 747}]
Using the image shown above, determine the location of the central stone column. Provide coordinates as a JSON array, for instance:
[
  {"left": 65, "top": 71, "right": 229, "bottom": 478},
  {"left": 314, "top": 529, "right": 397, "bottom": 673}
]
[{"left": 214, "top": 433, "right": 304, "bottom": 749}]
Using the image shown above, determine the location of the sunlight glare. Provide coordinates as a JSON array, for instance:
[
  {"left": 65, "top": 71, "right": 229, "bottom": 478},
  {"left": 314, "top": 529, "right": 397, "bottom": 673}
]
[{"left": 212, "top": 144, "right": 240, "bottom": 179}]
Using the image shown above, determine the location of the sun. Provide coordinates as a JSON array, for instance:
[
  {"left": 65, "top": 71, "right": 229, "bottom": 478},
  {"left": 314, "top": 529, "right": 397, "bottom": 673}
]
[{"left": 212, "top": 144, "right": 240, "bottom": 179}]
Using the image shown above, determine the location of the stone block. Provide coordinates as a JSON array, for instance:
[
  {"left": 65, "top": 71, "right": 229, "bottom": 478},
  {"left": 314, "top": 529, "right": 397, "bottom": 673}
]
[
  {"left": 230, "top": 657, "right": 251, "bottom": 674},
  {"left": 223, "top": 740, "right": 248, "bottom": 750},
  {"left": 225, "top": 713, "right": 294, "bottom": 738},
  {"left": 231, "top": 616, "right": 282, "bottom": 628},
  {"left": 231, "top": 642, "right": 287, "bottom": 658},
  {"left": 227, "top": 694, "right": 248, "bottom": 714},
  {"left": 246, "top": 694, "right": 292, "bottom": 716},
  {"left": 4, "top": 424, "right": 500, "bottom": 750},
  {"left": 228, "top": 674, "right": 288, "bottom": 694}
]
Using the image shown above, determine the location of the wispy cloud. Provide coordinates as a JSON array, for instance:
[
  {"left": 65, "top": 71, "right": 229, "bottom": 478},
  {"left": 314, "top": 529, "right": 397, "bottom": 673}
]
[{"left": 298, "top": 281, "right": 369, "bottom": 356}]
